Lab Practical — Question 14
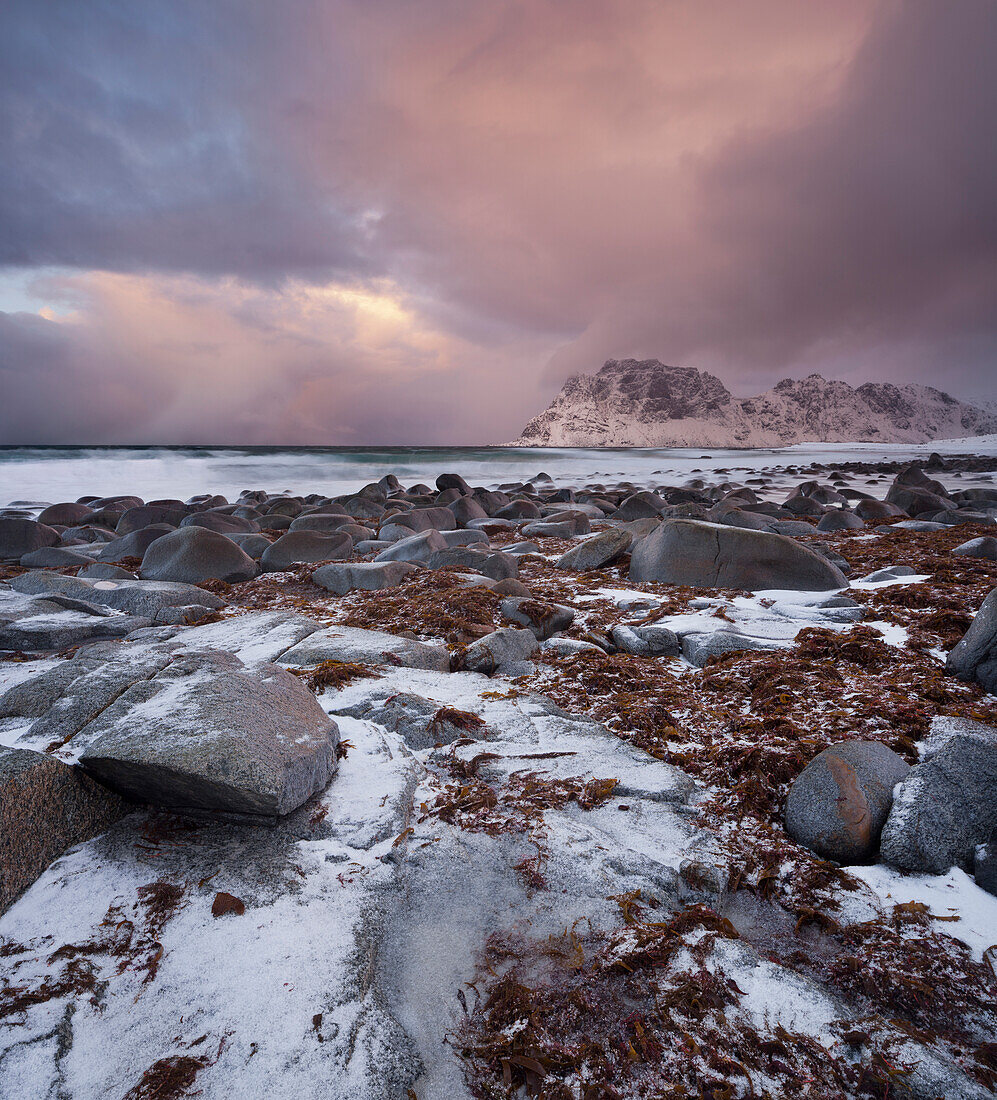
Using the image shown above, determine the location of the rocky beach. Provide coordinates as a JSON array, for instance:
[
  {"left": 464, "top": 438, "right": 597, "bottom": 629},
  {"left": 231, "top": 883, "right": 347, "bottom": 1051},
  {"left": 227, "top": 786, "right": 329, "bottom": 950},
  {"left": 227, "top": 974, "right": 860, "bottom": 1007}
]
[{"left": 1, "top": 449, "right": 996, "bottom": 1099}]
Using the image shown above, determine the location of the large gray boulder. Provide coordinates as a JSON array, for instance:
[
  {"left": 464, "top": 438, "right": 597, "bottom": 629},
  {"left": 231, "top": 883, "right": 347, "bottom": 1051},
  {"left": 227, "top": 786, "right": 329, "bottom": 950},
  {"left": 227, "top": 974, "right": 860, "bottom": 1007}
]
[
  {"left": 951, "top": 536, "right": 997, "bottom": 562},
  {"left": 374, "top": 530, "right": 447, "bottom": 564},
  {"left": 261, "top": 530, "right": 352, "bottom": 571},
  {"left": 140, "top": 526, "right": 259, "bottom": 584},
  {"left": 79, "top": 650, "right": 339, "bottom": 818},
  {"left": 10, "top": 571, "right": 226, "bottom": 619},
  {"left": 1, "top": 747, "right": 127, "bottom": 912},
  {"left": 0, "top": 588, "right": 150, "bottom": 651},
  {"left": 681, "top": 631, "right": 780, "bottom": 667},
  {"left": 458, "top": 627, "right": 537, "bottom": 675},
  {"left": 0, "top": 518, "right": 59, "bottom": 561},
  {"left": 20, "top": 547, "right": 93, "bottom": 568},
  {"left": 424, "top": 548, "right": 518, "bottom": 581},
  {"left": 37, "top": 502, "right": 93, "bottom": 526},
  {"left": 278, "top": 624, "right": 450, "bottom": 672},
  {"left": 946, "top": 587, "right": 997, "bottom": 694},
  {"left": 311, "top": 560, "right": 417, "bottom": 595},
  {"left": 785, "top": 741, "right": 910, "bottom": 863},
  {"left": 96, "top": 522, "right": 176, "bottom": 561},
  {"left": 880, "top": 716, "right": 997, "bottom": 874},
  {"left": 816, "top": 510, "right": 864, "bottom": 533},
  {"left": 115, "top": 503, "right": 188, "bottom": 534},
  {"left": 556, "top": 528, "right": 631, "bottom": 572},
  {"left": 180, "top": 511, "right": 260, "bottom": 535},
  {"left": 610, "top": 623, "right": 680, "bottom": 657},
  {"left": 629, "top": 519, "right": 847, "bottom": 591}
]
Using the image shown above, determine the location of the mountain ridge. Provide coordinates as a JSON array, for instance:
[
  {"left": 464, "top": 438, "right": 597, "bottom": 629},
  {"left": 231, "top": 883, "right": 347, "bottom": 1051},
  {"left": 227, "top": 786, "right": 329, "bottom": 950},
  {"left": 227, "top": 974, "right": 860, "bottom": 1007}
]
[{"left": 511, "top": 360, "right": 997, "bottom": 447}]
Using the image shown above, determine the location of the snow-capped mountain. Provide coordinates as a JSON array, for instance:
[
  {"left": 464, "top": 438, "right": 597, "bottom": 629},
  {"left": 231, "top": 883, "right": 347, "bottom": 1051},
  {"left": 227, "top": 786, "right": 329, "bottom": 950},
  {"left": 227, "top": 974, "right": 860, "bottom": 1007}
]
[{"left": 512, "top": 360, "right": 997, "bottom": 447}]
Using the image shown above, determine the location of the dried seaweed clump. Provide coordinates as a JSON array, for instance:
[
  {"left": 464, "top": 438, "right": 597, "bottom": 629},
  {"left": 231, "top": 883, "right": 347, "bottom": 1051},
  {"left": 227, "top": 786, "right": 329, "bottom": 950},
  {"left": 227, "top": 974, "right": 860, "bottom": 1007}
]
[
  {"left": 453, "top": 901, "right": 905, "bottom": 1099},
  {"left": 290, "top": 659, "right": 380, "bottom": 693},
  {"left": 423, "top": 766, "right": 617, "bottom": 839}
]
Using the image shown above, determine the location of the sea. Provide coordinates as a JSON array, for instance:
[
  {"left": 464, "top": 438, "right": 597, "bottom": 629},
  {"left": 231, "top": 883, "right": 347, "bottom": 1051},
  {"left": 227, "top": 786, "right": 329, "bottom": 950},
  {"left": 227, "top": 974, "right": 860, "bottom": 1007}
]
[{"left": 2, "top": 438, "right": 996, "bottom": 507}]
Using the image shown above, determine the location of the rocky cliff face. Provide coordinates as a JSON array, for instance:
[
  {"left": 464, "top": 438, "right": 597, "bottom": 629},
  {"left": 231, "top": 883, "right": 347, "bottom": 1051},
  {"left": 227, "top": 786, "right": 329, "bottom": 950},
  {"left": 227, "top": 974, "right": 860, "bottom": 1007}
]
[{"left": 513, "top": 359, "right": 997, "bottom": 446}]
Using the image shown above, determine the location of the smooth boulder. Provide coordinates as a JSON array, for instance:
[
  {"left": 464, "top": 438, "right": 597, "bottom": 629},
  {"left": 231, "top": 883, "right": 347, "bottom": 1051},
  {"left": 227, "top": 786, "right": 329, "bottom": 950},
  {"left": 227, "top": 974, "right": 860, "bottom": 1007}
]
[
  {"left": 556, "top": 528, "right": 630, "bottom": 572},
  {"left": 946, "top": 587, "right": 997, "bottom": 694},
  {"left": 0, "top": 518, "right": 59, "bottom": 561},
  {"left": 785, "top": 741, "right": 910, "bottom": 863},
  {"left": 630, "top": 519, "right": 847, "bottom": 591},
  {"left": 262, "top": 530, "right": 352, "bottom": 571},
  {"left": 139, "top": 526, "right": 259, "bottom": 584},
  {"left": 79, "top": 650, "right": 339, "bottom": 818},
  {"left": 880, "top": 716, "right": 997, "bottom": 874},
  {"left": 311, "top": 561, "right": 417, "bottom": 595}
]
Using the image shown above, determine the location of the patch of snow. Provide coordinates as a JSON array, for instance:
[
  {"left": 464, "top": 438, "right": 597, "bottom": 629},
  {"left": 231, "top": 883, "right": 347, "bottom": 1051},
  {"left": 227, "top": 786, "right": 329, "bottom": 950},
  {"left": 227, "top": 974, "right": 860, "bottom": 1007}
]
[{"left": 844, "top": 864, "right": 997, "bottom": 961}]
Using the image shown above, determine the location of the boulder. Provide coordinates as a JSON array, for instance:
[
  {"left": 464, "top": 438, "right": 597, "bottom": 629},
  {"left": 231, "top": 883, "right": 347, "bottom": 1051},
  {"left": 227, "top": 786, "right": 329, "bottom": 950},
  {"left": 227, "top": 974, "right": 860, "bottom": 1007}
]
[
  {"left": 610, "top": 623, "right": 680, "bottom": 657},
  {"left": 37, "top": 502, "right": 93, "bottom": 526},
  {"left": 78, "top": 650, "right": 339, "bottom": 818},
  {"left": 0, "top": 589, "right": 150, "bottom": 651},
  {"left": 439, "top": 529, "right": 489, "bottom": 548},
  {"left": 556, "top": 529, "right": 631, "bottom": 572},
  {"left": 946, "top": 587, "right": 997, "bottom": 694},
  {"left": 886, "top": 485, "right": 955, "bottom": 517},
  {"left": 338, "top": 692, "right": 488, "bottom": 750},
  {"left": 630, "top": 519, "right": 847, "bottom": 591},
  {"left": 681, "top": 632, "right": 779, "bottom": 667},
  {"left": 287, "top": 512, "right": 351, "bottom": 533},
  {"left": 180, "top": 511, "right": 260, "bottom": 535},
  {"left": 951, "top": 536, "right": 997, "bottom": 562},
  {"left": 880, "top": 717, "right": 997, "bottom": 874},
  {"left": 785, "top": 741, "right": 910, "bottom": 863},
  {"left": 0, "top": 518, "right": 59, "bottom": 561},
  {"left": 311, "top": 561, "right": 417, "bottom": 595},
  {"left": 375, "top": 530, "right": 448, "bottom": 564},
  {"left": 139, "top": 527, "right": 259, "bottom": 584},
  {"left": 261, "top": 530, "right": 353, "bottom": 571},
  {"left": 115, "top": 504, "right": 188, "bottom": 534},
  {"left": 499, "top": 597, "right": 574, "bottom": 640},
  {"left": 0, "top": 747, "right": 126, "bottom": 912},
  {"left": 816, "top": 510, "right": 864, "bottom": 533},
  {"left": 459, "top": 627, "right": 537, "bottom": 675},
  {"left": 227, "top": 532, "right": 274, "bottom": 560},
  {"left": 97, "top": 523, "right": 175, "bottom": 562},
  {"left": 278, "top": 624, "right": 449, "bottom": 672},
  {"left": 614, "top": 492, "right": 668, "bottom": 521},
  {"left": 20, "top": 547, "right": 93, "bottom": 568},
  {"left": 495, "top": 500, "right": 541, "bottom": 521},
  {"left": 9, "top": 571, "right": 226, "bottom": 619},
  {"left": 78, "top": 563, "right": 135, "bottom": 581},
  {"left": 424, "top": 548, "right": 518, "bottom": 581},
  {"left": 449, "top": 496, "right": 488, "bottom": 526},
  {"left": 854, "top": 498, "right": 906, "bottom": 521}
]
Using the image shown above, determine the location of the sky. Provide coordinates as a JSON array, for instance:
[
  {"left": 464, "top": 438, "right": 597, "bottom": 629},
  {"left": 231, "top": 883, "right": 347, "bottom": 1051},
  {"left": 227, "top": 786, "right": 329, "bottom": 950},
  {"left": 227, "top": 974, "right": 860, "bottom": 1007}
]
[{"left": 1, "top": 0, "right": 995, "bottom": 444}]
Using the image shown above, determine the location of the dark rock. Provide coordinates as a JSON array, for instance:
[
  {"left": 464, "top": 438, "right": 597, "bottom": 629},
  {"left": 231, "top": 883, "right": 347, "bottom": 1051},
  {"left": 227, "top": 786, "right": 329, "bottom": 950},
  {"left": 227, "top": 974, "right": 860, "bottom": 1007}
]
[
  {"left": 97, "top": 523, "right": 175, "bottom": 562},
  {"left": 495, "top": 500, "right": 541, "bottom": 520},
  {"left": 262, "top": 531, "right": 353, "bottom": 571},
  {"left": 180, "top": 511, "right": 260, "bottom": 535},
  {"left": 854, "top": 498, "right": 906, "bottom": 521},
  {"left": 556, "top": 528, "right": 630, "bottom": 571},
  {"left": 951, "top": 536, "right": 997, "bottom": 561},
  {"left": 449, "top": 496, "right": 488, "bottom": 526},
  {"left": 974, "top": 831, "right": 997, "bottom": 896},
  {"left": 139, "top": 527, "right": 259, "bottom": 584},
  {"left": 816, "top": 510, "right": 864, "bottom": 533},
  {"left": 38, "top": 502, "right": 93, "bottom": 526},
  {"left": 0, "top": 747, "right": 126, "bottom": 912},
  {"left": 0, "top": 518, "right": 59, "bottom": 561},
  {"left": 785, "top": 741, "right": 910, "bottom": 863},
  {"left": 311, "top": 561, "right": 417, "bottom": 594},
  {"left": 630, "top": 519, "right": 847, "bottom": 591},
  {"left": 946, "top": 587, "right": 997, "bottom": 694},
  {"left": 20, "top": 546, "right": 93, "bottom": 567},
  {"left": 881, "top": 717, "right": 997, "bottom": 874},
  {"left": 287, "top": 512, "right": 351, "bottom": 533},
  {"left": 499, "top": 596, "right": 574, "bottom": 639},
  {"left": 886, "top": 485, "right": 955, "bottom": 517},
  {"left": 115, "top": 504, "right": 188, "bottom": 534},
  {"left": 227, "top": 532, "right": 274, "bottom": 560}
]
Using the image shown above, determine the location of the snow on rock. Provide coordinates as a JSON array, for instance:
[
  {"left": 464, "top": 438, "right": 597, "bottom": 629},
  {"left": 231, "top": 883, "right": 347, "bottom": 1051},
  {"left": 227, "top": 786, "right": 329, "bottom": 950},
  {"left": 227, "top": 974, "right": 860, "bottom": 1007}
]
[{"left": 512, "top": 360, "right": 997, "bottom": 447}]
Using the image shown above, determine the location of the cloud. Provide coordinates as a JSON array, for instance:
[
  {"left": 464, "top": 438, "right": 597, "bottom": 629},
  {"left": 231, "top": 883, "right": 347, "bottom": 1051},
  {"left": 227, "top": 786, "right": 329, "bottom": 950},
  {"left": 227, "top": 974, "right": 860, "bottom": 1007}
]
[
  {"left": 0, "top": 0, "right": 994, "bottom": 443},
  {"left": 0, "top": 271, "right": 551, "bottom": 443}
]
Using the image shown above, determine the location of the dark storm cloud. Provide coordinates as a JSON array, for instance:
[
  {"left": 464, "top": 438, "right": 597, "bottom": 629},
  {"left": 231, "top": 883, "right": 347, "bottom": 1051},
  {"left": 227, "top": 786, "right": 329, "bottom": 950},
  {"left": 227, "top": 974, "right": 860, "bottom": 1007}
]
[{"left": 0, "top": 0, "right": 368, "bottom": 280}]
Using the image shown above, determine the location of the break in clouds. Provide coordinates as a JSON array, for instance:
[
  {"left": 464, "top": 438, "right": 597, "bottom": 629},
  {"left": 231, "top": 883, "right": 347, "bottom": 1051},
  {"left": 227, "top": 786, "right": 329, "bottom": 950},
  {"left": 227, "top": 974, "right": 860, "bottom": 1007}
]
[{"left": 1, "top": 0, "right": 995, "bottom": 443}]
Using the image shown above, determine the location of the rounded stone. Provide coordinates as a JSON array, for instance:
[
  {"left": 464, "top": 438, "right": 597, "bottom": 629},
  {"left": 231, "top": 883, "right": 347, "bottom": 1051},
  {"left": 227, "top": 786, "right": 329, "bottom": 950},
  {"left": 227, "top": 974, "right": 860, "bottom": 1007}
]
[{"left": 785, "top": 741, "right": 910, "bottom": 863}]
